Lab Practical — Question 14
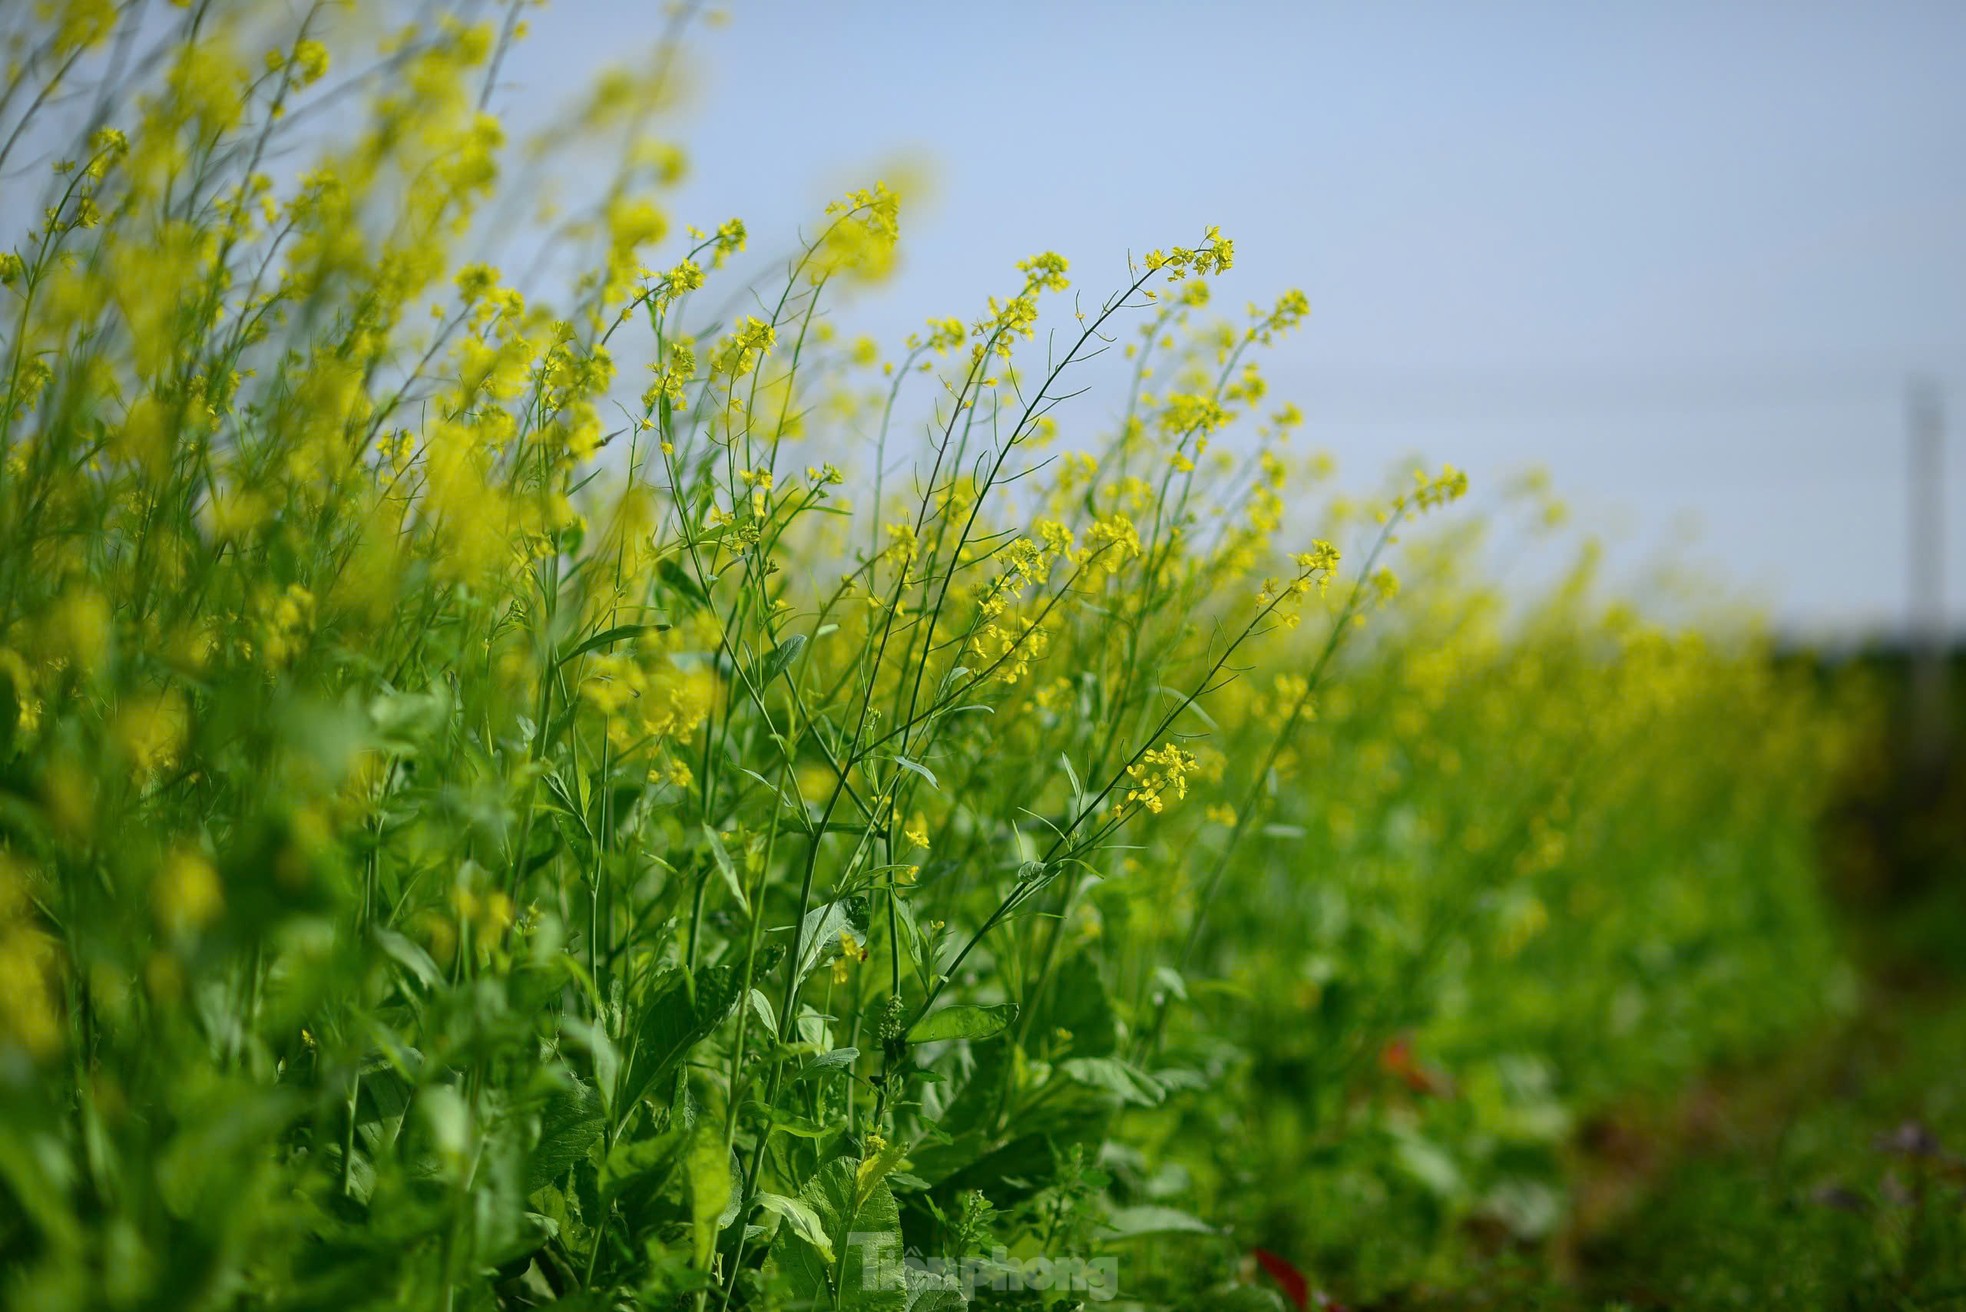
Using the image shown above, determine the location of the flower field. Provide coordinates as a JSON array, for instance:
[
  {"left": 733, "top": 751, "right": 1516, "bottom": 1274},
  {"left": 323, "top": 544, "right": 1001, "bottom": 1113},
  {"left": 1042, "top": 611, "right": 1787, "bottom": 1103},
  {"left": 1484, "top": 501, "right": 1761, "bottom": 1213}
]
[{"left": 0, "top": 7, "right": 1926, "bottom": 1310}]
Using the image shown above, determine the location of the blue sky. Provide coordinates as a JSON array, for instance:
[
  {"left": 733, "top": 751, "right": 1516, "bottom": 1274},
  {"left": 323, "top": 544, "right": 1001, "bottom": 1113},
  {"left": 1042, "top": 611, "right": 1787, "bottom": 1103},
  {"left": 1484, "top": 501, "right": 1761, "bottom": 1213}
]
[{"left": 503, "top": 1, "right": 1966, "bottom": 637}]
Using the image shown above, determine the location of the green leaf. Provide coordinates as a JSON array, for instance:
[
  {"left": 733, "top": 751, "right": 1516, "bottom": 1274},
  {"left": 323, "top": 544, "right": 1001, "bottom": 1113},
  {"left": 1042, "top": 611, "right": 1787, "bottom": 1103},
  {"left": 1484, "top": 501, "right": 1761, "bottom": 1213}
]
[
  {"left": 746, "top": 987, "right": 777, "bottom": 1034},
  {"left": 892, "top": 755, "right": 938, "bottom": 789},
  {"left": 703, "top": 823, "right": 749, "bottom": 914},
  {"left": 1103, "top": 1204, "right": 1218, "bottom": 1237},
  {"left": 557, "top": 621, "right": 669, "bottom": 667},
  {"left": 1058, "top": 1056, "right": 1166, "bottom": 1106},
  {"left": 155, "top": 1085, "right": 300, "bottom": 1221},
  {"left": 906, "top": 1289, "right": 967, "bottom": 1312},
  {"left": 597, "top": 1124, "right": 688, "bottom": 1220},
  {"left": 1040, "top": 954, "right": 1120, "bottom": 1057},
  {"left": 559, "top": 1016, "right": 619, "bottom": 1115},
  {"left": 799, "top": 1047, "right": 859, "bottom": 1076},
  {"left": 542, "top": 772, "right": 594, "bottom": 842},
  {"left": 752, "top": 1107, "right": 835, "bottom": 1139},
  {"left": 367, "top": 685, "right": 451, "bottom": 754},
  {"left": 1152, "top": 964, "right": 1189, "bottom": 1002},
  {"left": 687, "top": 1124, "right": 733, "bottom": 1269},
  {"left": 372, "top": 928, "right": 443, "bottom": 992},
  {"left": 756, "top": 1191, "right": 834, "bottom": 1265},
  {"left": 852, "top": 1137, "right": 910, "bottom": 1211},
  {"left": 420, "top": 1085, "right": 471, "bottom": 1165},
  {"left": 621, "top": 963, "right": 743, "bottom": 1113},
  {"left": 528, "top": 1075, "right": 604, "bottom": 1193},
  {"left": 658, "top": 557, "right": 712, "bottom": 610},
  {"left": 908, "top": 1132, "right": 1052, "bottom": 1207},
  {"left": 745, "top": 632, "right": 808, "bottom": 690},
  {"left": 906, "top": 1002, "right": 1018, "bottom": 1045},
  {"left": 765, "top": 1158, "right": 906, "bottom": 1311},
  {"left": 1392, "top": 1128, "right": 1463, "bottom": 1199},
  {"left": 793, "top": 898, "right": 861, "bottom": 986}
]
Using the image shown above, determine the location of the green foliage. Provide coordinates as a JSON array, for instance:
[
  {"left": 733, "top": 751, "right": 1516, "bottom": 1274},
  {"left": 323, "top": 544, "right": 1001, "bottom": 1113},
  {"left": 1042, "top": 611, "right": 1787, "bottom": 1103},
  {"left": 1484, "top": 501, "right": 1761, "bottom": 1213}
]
[
  {"left": 0, "top": 4, "right": 1866, "bottom": 1309},
  {"left": 1571, "top": 977, "right": 1966, "bottom": 1311}
]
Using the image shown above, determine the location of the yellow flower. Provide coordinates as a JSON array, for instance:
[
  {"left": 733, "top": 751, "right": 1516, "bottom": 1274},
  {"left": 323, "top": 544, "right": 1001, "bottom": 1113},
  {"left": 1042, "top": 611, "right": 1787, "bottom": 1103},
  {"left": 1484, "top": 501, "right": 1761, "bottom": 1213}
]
[
  {"left": 263, "top": 583, "right": 316, "bottom": 666},
  {"left": 715, "top": 316, "right": 776, "bottom": 378},
  {"left": 47, "top": 589, "right": 111, "bottom": 677},
  {"left": 813, "top": 182, "right": 901, "bottom": 285},
  {"left": 1125, "top": 743, "right": 1199, "bottom": 815},
  {"left": 831, "top": 929, "right": 862, "bottom": 985},
  {"left": 885, "top": 520, "right": 920, "bottom": 567},
  {"left": 153, "top": 848, "right": 222, "bottom": 936},
  {"left": 116, "top": 691, "right": 189, "bottom": 780},
  {"left": 0, "top": 857, "right": 62, "bottom": 1057}
]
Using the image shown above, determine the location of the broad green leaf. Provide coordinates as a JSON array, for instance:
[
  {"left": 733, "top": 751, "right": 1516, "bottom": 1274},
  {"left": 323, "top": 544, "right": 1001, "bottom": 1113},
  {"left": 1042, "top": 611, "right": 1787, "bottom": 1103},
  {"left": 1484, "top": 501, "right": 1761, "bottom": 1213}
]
[
  {"left": 658, "top": 557, "right": 711, "bottom": 610},
  {"left": 621, "top": 963, "right": 743, "bottom": 1113},
  {"left": 791, "top": 1048, "right": 859, "bottom": 1086},
  {"left": 747, "top": 987, "right": 777, "bottom": 1034},
  {"left": 155, "top": 1085, "right": 300, "bottom": 1220},
  {"left": 1104, "top": 1204, "right": 1217, "bottom": 1237},
  {"left": 597, "top": 1124, "right": 687, "bottom": 1217},
  {"left": 906, "top": 1292, "right": 966, "bottom": 1312},
  {"left": 906, "top": 1131, "right": 1053, "bottom": 1207},
  {"left": 745, "top": 632, "right": 808, "bottom": 690},
  {"left": 366, "top": 685, "right": 451, "bottom": 753},
  {"left": 0, "top": 1122, "right": 78, "bottom": 1247},
  {"left": 528, "top": 1075, "right": 603, "bottom": 1193},
  {"left": 1152, "top": 964, "right": 1189, "bottom": 1002},
  {"left": 420, "top": 1085, "right": 471, "bottom": 1168},
  {"left": 756, "top": 1190, "right": 833, "bottom": 1265},
  {"left": 853, "top": 1136, "right": 910, "bottom": 1211},
  {"left": 906, "top": 1002, "right": 1018, "bottom": 1045},
  {"left": 793, "top": 898, "right": 861, "bottom": 985},
  {"left": 350, "top": 1062, "right": 416, "bottom": 1164},
  {"left": 1040, "top": 954, "right": 1120, "bottom": 1057},
  {"left": 1059, "top": 1056, "right": 1166, "bottom": 1106},
  {"left": 559, "top": 1015, "right": 620, "bottom": 1114},
  {"left": 687, "top": 1124, "right": 733, "bottom": 1269},
  {"left": 1392, "top": 1129, "right": 1463, "bottom": 1199},
  {"left": 765, "top": 1157, "right": 906, "bottom": 1311},
  {"left": 752, "top": 1107, "right": 835, "bottom": 1139},
  {"left": 372, "top": 928, "right": 443, "bottom": 992}
]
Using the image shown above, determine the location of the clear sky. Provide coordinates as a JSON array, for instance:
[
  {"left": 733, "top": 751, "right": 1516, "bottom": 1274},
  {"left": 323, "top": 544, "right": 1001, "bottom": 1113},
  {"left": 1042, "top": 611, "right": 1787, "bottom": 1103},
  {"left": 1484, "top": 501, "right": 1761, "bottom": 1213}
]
[{"left": 501, "top": 0, "right": 1966, "bottom": 638}]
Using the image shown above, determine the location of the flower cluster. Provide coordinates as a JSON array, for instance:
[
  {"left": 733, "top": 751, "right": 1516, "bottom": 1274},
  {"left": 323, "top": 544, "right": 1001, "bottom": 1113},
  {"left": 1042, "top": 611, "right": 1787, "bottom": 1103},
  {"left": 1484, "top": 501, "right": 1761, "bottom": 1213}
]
[{"left": 1125, "top": 743, "right": 1201, "bottom": 814}]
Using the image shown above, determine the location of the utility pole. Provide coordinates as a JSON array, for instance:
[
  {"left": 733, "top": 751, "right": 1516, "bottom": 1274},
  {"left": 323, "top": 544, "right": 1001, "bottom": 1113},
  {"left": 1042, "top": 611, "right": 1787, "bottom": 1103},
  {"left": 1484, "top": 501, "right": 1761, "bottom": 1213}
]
[{"left": 1908, "top": 376, "right": 1948, "bottom": 775}]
